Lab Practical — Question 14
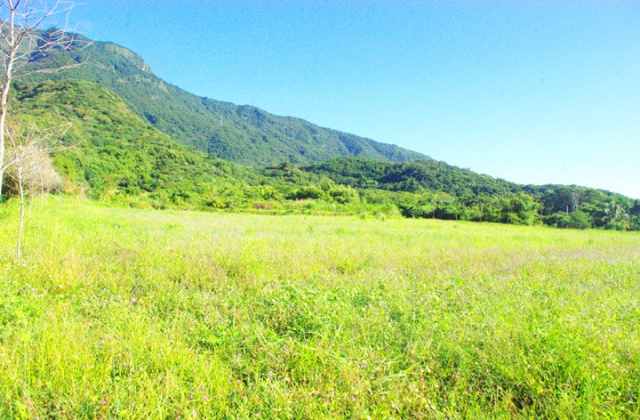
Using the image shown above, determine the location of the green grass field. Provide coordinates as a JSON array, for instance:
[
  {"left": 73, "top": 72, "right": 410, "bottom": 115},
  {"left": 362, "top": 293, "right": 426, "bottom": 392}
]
[{"left": 0, "top": 197, "right": 638, "bottom": 418}]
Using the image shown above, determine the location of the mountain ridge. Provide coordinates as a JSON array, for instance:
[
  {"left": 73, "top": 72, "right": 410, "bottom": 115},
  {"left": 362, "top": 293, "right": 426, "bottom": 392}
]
[{"left": 23, "top": 33, "right": 427, "bottom": 166}]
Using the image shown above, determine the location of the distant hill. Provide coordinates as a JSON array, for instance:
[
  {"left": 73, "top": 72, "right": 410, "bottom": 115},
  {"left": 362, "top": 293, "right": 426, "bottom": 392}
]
[
  {"left": 300, "top": 157, "right": 639, "bottom": 230},
  {"left": 23, "top": 33, "right": 426, "bottom": 166}
]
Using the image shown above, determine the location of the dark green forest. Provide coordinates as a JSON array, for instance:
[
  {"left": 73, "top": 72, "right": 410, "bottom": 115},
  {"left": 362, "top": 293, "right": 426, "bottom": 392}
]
[
  {"left": 23, "top": 33, "right": 425, "bottom": 166},
  {"left": 303, "top": 158, "right": 639, "bottom": 230}
]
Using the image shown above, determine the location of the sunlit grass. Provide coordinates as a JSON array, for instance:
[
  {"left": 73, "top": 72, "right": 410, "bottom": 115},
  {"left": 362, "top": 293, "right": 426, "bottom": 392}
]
[{"left": 0, "top": 197, "right": 638, "bottom": 418}]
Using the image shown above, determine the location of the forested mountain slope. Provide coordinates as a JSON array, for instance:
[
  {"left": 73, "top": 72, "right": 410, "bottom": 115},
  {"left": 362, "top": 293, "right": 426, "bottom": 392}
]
[
  {"left": 302, "top": 158, "right": 522, "bottom": 196},
  {"left": 12, "top": 80, "right": 244, "bottom": 201},
  {"left": 9, "top": 80, "right": 331, "bottom": 208},
  {"left": 23, "top": 33, "right": 425, "bottom": 165}
]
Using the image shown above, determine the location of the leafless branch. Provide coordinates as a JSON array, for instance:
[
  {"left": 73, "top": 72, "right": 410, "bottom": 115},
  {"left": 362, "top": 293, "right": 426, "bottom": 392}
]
[
  {"left": 4, "top": 118, "right": 71, "bottom": 260},
  {"left": 2, "top": 120, "right": 70, "bottom": 170},
  {"left": 0, "top": 0, "right": 86, "bottom": 198}
]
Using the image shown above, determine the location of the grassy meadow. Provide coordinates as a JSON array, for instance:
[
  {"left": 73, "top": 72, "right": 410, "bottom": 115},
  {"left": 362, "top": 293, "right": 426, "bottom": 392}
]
[{"left": 0, "top": 197, "right": 638, "bottom": 418}]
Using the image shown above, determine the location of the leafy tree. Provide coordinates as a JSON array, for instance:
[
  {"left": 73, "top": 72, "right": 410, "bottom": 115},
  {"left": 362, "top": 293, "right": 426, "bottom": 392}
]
[{"left": 506, "top": 193, "right": 540, "bottom": 225}]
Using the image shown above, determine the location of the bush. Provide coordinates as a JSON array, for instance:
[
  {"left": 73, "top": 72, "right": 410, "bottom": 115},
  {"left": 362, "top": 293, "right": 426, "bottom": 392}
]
[{"left": 544, "top": 210, "right": 592, "bottom": 229}]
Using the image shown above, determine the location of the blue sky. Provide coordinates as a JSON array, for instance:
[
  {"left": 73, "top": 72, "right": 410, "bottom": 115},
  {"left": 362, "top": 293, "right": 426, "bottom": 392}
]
[{"left": 67, "top": 1, "right": 639, "bottom": 198}]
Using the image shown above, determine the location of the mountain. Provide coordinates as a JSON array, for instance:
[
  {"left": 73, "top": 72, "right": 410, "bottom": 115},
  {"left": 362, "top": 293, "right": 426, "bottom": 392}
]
[
  {"left": 10, "top": 79, "right": 337, "bottom": 209},
  {"left": 10, "top": 32, "right": 638, "bottom": 230},
  {"left": 23, "top": 33, "right": 426, "bottom": 166}
]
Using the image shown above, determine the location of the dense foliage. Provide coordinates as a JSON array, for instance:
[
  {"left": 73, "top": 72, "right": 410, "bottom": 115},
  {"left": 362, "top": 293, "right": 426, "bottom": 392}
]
[
  {"left": 302, "top": 158, "right": 520, "bottom": 195},
  {"left": 23, "top": 33, "right": 425, "bottom": 166},
  {"left": 12, "top": 80, "right": 218, "bottom": 202},
  {"left": 7, "top": 80, "right": 366, "bottom": 213},
  {"left": 528, "top": 184, "right": 640, "bottom": 231},
  {"left": 303, "top": 158, "right": 640, "bottom": 230}
]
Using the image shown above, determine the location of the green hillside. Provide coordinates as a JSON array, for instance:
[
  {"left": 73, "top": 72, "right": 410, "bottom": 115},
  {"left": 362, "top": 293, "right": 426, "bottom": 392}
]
[
  {"left": 302, "top": 157, "right": 521, "bottom": 196},
  {"left": 7, "top": 27, "right": 637, "bottom": 231},
  {"left": 23, "top": 34, "right": 425, "bottom": 166},
  {"left": 11, "top": 79, "right": 245, "bottom": 205},
  {"left": 9, "top": 79, "right": 358, "bottom": 211}
]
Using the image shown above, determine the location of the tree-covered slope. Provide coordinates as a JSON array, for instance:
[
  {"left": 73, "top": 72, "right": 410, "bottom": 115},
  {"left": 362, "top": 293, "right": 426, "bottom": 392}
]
[
  {"left": 299, "top": 157, "right": 640, "bottom": 230},
  {"left": 23, "top": 34, "right": 426, "bottom": 165},
  {"left": 10, "top": 79, "right": 639, "bottom": 230},
  {"left": 8, "top": 79, "right": 338, "bottom": 209},
  {"left": 11, "top": 79, "right": 240, "bottom": 201},
  {"left": 302, "top": 157, "right": 522, "bottom": 196}
]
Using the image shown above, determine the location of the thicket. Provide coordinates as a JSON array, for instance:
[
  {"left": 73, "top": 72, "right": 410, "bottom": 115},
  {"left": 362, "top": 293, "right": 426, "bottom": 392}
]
[{"left": 303, "top": 158, "right": 640, "bottom": 230}]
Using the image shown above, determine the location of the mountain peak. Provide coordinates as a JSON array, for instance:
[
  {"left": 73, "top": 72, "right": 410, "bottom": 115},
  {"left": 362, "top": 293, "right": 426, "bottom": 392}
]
[{"left": 102, "top": 42, "right": 152, "bottom": 73}]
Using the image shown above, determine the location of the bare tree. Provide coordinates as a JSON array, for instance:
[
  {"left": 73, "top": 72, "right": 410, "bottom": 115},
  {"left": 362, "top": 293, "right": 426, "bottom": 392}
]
[
  {"left": 0, "top": 0, "right": 81, "bottom": 198},
  {"left": 3, "top": 120, "right": 69, "bottom": 260}
]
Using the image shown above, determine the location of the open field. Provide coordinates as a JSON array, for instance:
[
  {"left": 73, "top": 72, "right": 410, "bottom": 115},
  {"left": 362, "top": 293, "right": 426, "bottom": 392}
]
[{"left": 0, "top": 198, "right": 639, "bottom": 418}]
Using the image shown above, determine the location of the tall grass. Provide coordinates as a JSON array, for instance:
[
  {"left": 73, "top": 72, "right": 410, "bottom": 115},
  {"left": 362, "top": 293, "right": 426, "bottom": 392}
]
[{"left": 0, "top": 197, "right": 638, "bottom": 418}]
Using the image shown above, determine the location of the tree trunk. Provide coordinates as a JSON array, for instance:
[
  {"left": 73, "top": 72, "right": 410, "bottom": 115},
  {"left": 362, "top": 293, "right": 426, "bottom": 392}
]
[
  {"left": 16, "top": 163, "right": 24, "bottom": 261},
  {"left": 0, "top": 7, "right": 18, "bottom": 200}
]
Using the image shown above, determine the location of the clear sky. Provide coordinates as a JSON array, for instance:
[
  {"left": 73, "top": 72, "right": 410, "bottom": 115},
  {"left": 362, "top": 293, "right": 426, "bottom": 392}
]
[{"left": 65, "top": 1, "right": 640, "bottom": 198}]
